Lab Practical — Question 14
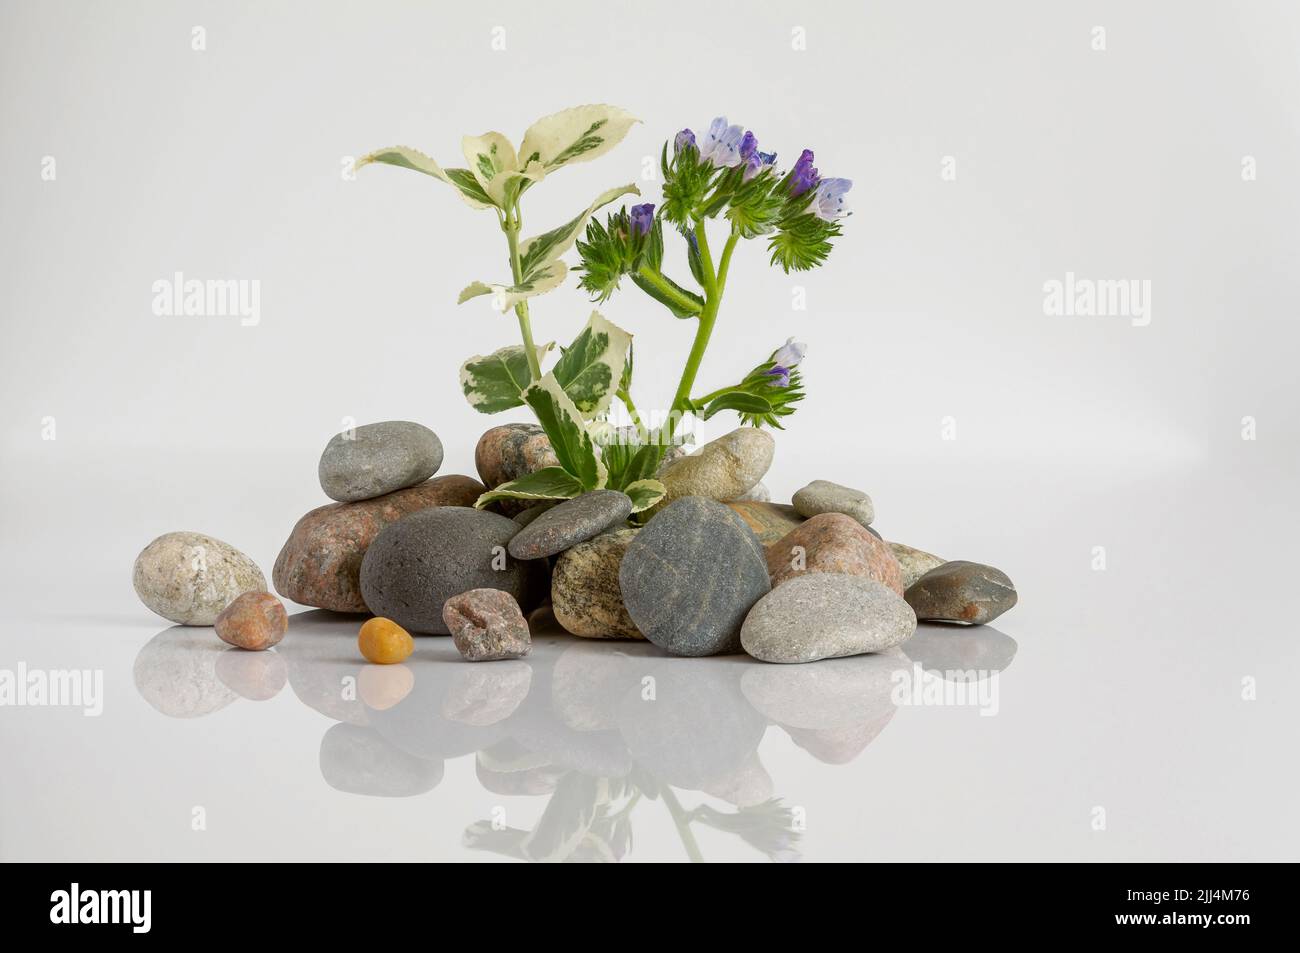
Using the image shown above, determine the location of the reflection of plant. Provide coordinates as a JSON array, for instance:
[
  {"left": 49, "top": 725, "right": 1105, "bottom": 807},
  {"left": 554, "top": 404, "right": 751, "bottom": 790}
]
[{"left": 463, "top": 768, "right": 801, "bottom": 863}]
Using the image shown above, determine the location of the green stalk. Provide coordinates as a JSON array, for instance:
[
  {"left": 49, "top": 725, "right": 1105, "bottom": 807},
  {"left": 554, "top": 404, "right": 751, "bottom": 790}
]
[
  {"left": 503, "top": 204, "right": 543, "bottom": 382},
  {"left": 665, "top": 222, "right": 739, "bottom": 444},
  {"left": 617, "top": 388, "right": 650, "bottom": 443},
  {"left": 633, "top": 263, "right": 704, "bottom": 316}
]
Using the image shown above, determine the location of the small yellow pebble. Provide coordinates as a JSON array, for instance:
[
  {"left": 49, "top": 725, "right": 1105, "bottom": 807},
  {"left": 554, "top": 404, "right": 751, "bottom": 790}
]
[{"left": 358, "top": 617, "right": 414, "bottom": 664}]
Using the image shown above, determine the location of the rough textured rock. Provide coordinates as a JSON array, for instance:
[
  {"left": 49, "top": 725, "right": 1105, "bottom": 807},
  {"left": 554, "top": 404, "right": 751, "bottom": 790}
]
[
  {"left": 889, "top": 541, "right": 947, "bottom": 590},
  {"left": 360, "top": 507, "right": 542, "bottom": 635},
  {"left": 792, "top": 479, "right": 875, "bottom": 527},
  {"left": 475, "top": 423, "right": 559, "bottom": 490},
  {"left": 729, "top": 481, "right": 771, "bottom": 503},
  {"left": 133, "top": 531, "right": 267, "bottom": 626},
  {"left": 318, "top": 420, "right": 444, "bottom": 503},
  {"left": 443, "top": 589, "right": 531, "bottom": 661},
  {"left": 741, "top": 574, "right": 917, "bottom": 663},
  {"left": 507, "top": 489, "right": 632, "bottom": 560},
  {"left": 619, "top": 497, "right": 770, "bottom": 656},
  {"left": 767, "top": 513, "right": 904, "bottom": 594},
  {"left": 273, "top": 475, "right": 483, "bottom": 613},
  {"left": 725, "top": 501, "right": 806, "bottom": 545},
  {"left": 442, "top": 661, "right": 532, "bottom": 722},
  {"left": 551, "top": 529, "right": 643, "bottom": 639},
  {"left": 214, "top": 591, "right": 288, "bottom": 650},
  {"left": 904, "top": 560, "right": 1017, "bottom": 624},
  {"left": 658, "top": 428, "right": 774, "bottom": 505}
]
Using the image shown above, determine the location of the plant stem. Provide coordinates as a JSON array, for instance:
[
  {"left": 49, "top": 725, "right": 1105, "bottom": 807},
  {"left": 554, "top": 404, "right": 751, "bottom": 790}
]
[
  {"left": 504, "top": 206, "right": 542, "bottom": 382},
  {"left": 617, "top": 388, "right": 650, "bottom": 443},
  {"left": 633, "top": 263, "right": 704, "bottom": 316},
  {"left": 661, "top": 787, "right": 705, "bottom": 863},
  {"left": 665, "top": 223, "right": 739, "bottom": 445}
]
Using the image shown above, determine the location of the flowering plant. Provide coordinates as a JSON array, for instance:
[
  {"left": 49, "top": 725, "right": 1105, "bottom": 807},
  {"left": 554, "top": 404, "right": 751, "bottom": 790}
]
[{"left": 357, "top": 108, "right": 849, "bottom": 512}]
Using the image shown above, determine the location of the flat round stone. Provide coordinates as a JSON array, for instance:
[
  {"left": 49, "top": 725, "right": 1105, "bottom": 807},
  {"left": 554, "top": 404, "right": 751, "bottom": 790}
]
[{"left": 507, "top": 490, "right": 632, "bottom": 560}]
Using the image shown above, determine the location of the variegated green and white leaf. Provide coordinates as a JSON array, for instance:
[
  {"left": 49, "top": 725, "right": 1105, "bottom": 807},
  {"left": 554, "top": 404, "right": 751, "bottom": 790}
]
[
  {"left": 622, "top": 478, "right": 666, "bottom": 513},
  {"left": 519, "top": 183, "right": 640, "bottom": 277},
  {"left": 486, "top": 160, "right": 546, "bottom": 208},
  {"left": 458, "top": 259, "right": 568, "bottom": 310},
  {"left": 518, "top": 105, "right": 639, "bottom": 174},
  {"left": 474, "top": 466, "right": 585, "bottom": 509},
  {"left": 551, "top": 311, "right": 633, "bottom": 419},
  {"left": 461, "top": 131, "right": 518, "bottom": 188},
  {"left": 459, "top": 342, "right": 553, "bottom": 414},
  {"left": 523, "top": 373, "right": 606, "bottom": 491},
  {"left": 354, "top": 145, "right": 493, "bottom": 209}
]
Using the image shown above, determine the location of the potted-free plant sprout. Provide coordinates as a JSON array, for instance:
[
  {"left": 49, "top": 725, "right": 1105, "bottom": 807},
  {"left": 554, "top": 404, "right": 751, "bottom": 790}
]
[{"left": 356, "top": 107, "right": 849, "bottom": 513}]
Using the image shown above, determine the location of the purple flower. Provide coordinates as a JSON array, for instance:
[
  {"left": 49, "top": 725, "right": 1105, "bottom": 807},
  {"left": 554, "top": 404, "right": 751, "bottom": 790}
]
[
  {"left": 811, "top": 178, "right": 852, "bottom": 221},
  {"left": 700, "top": 116, "right": 747, "bottom": 168},
  {"left": 739, "top": 131, "right": 758, "bottom": 162},
  {"left": 763, "top": 365, "right": 791, "bottom": 388},
  {"left": 772, "top": 337, "right": 806, "bottom": 367},
  {"left": 789, "top": 149, "right": 819, "bottom": 197},
  {"left": 629, "top": 203, "right": 656, "bottom": 236},
  {"left": 743, "top": 149, "right": 777, "bottom": 182},
  {"left": 674, "top": 128, "right": 696, "bottom": 153}
]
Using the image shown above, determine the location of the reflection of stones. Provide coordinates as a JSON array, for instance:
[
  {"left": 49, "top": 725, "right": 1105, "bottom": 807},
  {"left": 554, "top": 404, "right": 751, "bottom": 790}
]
[
  {"left": 741, "top": 648, "right": 908, "bottom": 730},
  {"left": 134, "top": 628, "right": 237, "bottom": 717},
  {"left": 784, "top": 720, "right": 894, "bottom": 765},
  {"left": 550, "top": 640, "right": 652, "bottom": 731},
  {"left": 700, "top": 750, "right": 774, "bottom": 807},
  {"left": 215, "top": 648, "right": 286, "bottom": 701},
  {"left": 476, "top": 741, "right": 566, "bottom": 796},
  {"left": 902, "top": 624, "right": 1018, "bottom": 679},
  {"left": 319, "top": 723, "right": 443, "bottom": 797},
  {"left": 441, "top": 661, "right": 531, "bottom": 725},
  {"left": 358, "top": 664, "right": 414, "bottom": 711},
  {"left": 616, "top": 660, "right": 765, "bottom": 790},
  {"left": 277, "top": 611, "right": 370, "bottom": 726}
]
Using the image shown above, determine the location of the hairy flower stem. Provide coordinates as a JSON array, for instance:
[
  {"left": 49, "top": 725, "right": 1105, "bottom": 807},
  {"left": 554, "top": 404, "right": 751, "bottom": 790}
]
[
  {"left": 503, "top": 206, "right": 542, "bottom": 382},
  {"left": 665, "top": 222, "right": 740, "bottom": 447},
  {"left": 633, "top": 264, "right": 704, "bottom": 316}
]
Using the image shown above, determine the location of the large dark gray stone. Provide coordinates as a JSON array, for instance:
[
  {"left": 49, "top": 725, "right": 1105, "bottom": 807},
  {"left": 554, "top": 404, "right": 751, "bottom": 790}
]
[
  {"left": 507, "top": 489, "right": 631, "bottom": 560},
  {"left": 359, "top": 507, "right": 541, "bottom": 635},
  {"left": 618, "top": 496, "right": 770, "bottom": 656},
  {"left": 318, "top": 420, "right": 443, "bottom": 503}
]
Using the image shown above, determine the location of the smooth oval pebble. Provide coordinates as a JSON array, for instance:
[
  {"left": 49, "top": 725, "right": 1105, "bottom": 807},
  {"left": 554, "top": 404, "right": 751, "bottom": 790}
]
[
  {"left": 658, "top": 428, "right": 774, "bottom": 506},
  {"left": 904, "top": 560, "right": 1017, "bottom": 624},
  {"left": 132, "top": 531, "right": 267, "bottom": 626},
  {"left": 214, "top": 591, "right": 288, "bottom": 650},
  {"left": 358, "top": 617, "right": 415, "bottom": 664},
  {"left": 619, "top": 497, "right": 770, "bottom": 656},
  {"left": 792, "top": 479, "right": 875, "bottom": 527},
  {"left": 741, "top": 573, "right": 917, "bottom": 664},
  {"left": 359, "top": 507, "right": 542, "bottom": 635},
  {"left": 508, "top": 489, "right": 632, "bottom": 560},
  {"left": 318, "top": 421, "right": 443, "bottom": 503}
]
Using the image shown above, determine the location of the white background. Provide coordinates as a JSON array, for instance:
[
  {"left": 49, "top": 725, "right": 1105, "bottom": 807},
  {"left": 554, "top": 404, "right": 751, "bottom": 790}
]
[{"left": 1, "top": 0, "right": 1297, "bottom": 861}]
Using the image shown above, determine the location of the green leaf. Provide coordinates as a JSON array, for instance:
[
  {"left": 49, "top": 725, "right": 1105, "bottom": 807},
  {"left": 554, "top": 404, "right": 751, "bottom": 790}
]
[
  {"left": 518, "top": 105, "right": 639, "bottom": 173},
  {"left": 459, "top": 342, "right": 553, "bottom": 414},
  {"left": 619, "top": 339, "right": 634, "bottom": 394},
  {"left": 701, "top": 391, "right": 774, "bottom": 420},
  {"left": 623, "top": 478, "right": 666, "bottom": 513},
  {"left": 523, "top": 373, "right": 606, "bottom": 490},
  {"left": 461, "top": 132, "right": 518, "bottom": 188},
  {"left": 458, "top": 259, "right": 568, "bottom": 311},
  {"left": 474, "top": 467, "right": 585, "bottom": 508},
  {"left": 550, "top": 311, "right": 632, "bottom": 419},
  {"left": 519, "top": 183, "right": 640, "bottom": 277},
  {"left": 354, "top": 145, "right": 494, "bottom": 209}
]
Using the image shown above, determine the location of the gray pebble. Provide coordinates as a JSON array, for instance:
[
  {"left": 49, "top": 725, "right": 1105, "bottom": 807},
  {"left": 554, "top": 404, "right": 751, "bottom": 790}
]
[{"left": 318, "top": 420, "right": 443, "bottom": 503}]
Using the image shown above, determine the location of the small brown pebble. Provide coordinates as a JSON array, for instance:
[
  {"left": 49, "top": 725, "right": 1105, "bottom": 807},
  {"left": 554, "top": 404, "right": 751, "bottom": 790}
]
[
  {"left": 358, "top": 617, "right": 414, "bottom": 664},
  {"left": 442, "top": 589, "right": 531, "bottom": 661},
  {"left": 214, "top": 591, "right": 288, "bottom": 650}
]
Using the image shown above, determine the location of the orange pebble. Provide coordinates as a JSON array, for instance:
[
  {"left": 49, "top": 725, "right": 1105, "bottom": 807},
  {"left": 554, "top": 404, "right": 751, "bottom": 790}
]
[{"left": 358, "top": 617, "right": 414, "bottom": 664}]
